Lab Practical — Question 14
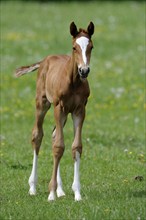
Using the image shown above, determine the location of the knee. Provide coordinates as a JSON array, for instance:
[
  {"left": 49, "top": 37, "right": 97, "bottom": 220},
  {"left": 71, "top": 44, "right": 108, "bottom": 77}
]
[
  {"left": 53, "top": 145, "right": 64, "bottom": 159},
  {"left": 31, "top": 128, "right": 43, "bottom": 146},
  {"left": 72, "top": 146, "right": 82, "bottom": 160}
]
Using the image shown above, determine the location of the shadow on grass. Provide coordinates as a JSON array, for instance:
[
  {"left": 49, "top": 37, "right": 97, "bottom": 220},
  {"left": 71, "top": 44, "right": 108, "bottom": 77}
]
[
  {"left": 10, "top": 163, "right": 32, "bottom": 170},
  {"left": 132, "top": 190, "right": 146, "bottom": 198},
  {"left": 1, "top": 159, "right": 32, "bottom": 170}
]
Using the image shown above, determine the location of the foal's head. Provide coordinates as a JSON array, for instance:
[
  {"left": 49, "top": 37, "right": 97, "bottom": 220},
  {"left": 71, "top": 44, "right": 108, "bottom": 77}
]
[{"left": 70, "top": 22, "right": 94, "bottom": 79}]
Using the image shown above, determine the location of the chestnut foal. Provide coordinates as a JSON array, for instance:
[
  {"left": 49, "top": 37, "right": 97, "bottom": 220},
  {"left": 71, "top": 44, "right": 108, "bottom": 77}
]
[{"left": 15, "top": 22, "right": 94, "bottom": 201}]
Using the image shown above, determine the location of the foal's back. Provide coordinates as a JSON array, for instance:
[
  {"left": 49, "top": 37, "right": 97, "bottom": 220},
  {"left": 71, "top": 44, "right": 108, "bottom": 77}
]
[{"left": 38, "top": 55, "right": 70, "bottom": 103}]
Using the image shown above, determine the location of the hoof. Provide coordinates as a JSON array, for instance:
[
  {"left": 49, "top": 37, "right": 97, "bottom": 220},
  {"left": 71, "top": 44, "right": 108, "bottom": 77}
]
[
  {"left": 29, "top": 187, "right": 36, "bottom": 196},
  {"left": 57, "top": 187, "right": 65, "bottom": 198},
  {"left": 74, "top": 192, "right": 82, "bottom": 201},
  {"left": 28, "top": 176, "right": 37, "bottom": 196},
  {"left": 48, "top": 191, "right": 56, "bottom": 201}
]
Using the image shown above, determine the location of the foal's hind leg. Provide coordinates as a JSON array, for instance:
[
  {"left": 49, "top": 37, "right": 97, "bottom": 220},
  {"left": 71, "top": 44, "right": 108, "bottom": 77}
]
[{"left": 29, "top": 95, "right": 51, "bottom": 195}]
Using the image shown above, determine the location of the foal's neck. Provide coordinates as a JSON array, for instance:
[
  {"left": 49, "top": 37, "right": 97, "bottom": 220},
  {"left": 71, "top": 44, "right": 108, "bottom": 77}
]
[{"left": 68, "top": 53, "right": 80, "bottom": 84}]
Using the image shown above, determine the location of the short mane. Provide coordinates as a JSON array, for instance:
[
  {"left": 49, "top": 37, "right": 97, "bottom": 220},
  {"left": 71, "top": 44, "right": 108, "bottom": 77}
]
[{"left": 77, "top": 29, "right": 89, "bottom": 38}]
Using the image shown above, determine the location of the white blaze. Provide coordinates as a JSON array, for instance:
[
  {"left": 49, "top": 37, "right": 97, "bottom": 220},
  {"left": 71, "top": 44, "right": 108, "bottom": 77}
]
[{"left": 76, "top": 36, "right": 89, "bottom": 65}]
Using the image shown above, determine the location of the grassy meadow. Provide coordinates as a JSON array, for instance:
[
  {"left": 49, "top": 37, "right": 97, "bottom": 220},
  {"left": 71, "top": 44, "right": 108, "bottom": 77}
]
[{"left": 0, "top": 1, "right": 145, "bottom": 220}]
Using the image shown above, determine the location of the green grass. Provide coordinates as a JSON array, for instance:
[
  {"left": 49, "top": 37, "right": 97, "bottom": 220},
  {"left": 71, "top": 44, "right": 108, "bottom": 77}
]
[{"left": 0, "top": 1, "right": 145, "bottom": 220}]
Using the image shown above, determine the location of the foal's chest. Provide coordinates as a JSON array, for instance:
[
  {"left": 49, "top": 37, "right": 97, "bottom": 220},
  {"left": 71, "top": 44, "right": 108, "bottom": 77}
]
[{"left": 60, "top": 82, "right": 90, "bottom": 113}]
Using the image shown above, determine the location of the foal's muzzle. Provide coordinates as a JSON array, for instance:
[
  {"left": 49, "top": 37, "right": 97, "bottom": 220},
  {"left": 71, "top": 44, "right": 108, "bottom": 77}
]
[{"left": 78, "top": 67, "right": 90, "bottom": 79}]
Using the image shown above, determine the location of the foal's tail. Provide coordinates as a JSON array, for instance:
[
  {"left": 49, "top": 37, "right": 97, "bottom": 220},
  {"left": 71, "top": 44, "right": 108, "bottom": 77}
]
[{"left": 15, "top": 61, "right": 41, "bottom": 78}]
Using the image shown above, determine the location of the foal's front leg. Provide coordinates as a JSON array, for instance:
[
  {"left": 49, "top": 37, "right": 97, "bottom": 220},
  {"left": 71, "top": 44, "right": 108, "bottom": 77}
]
[
  {"left": 48, "top": 104, "right": 66, "bottom": 201},
  {"left": 72, "top": 109, "right": 85, "bottom": 201},
  {"left": 52, "top": 119, "right": 67, "bottom": 198}
]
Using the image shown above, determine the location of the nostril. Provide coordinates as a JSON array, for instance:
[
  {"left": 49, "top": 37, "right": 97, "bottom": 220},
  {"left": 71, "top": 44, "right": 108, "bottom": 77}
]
[
  {"left": 84, "top": 67, "right": 90, "bottom": 75},
  {"left": 87, "top": 67, "right": 90, "bottom": 74},
  {"left": 78, "top": 67, "right": 90, "bottom": 78},
  {"left": 79, "top": 67, "right": 82, "bottom": 74}
]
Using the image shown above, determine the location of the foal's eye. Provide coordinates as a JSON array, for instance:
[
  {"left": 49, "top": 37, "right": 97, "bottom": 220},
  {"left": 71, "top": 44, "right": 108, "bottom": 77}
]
[{"left": 73, "top": 47, "right": 76, "bottom": 51}]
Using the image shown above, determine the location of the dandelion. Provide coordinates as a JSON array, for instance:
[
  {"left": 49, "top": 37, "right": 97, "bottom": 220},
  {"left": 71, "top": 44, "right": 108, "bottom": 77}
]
[
  {"left": 6, "top": 32, "right": 22, "bottom": 41},
  {"left": 133, "top": 103, "right": 138, "bottom": 108},
  {"left": 138, "top": 153, "right": 145, "bottom": 163},
  {"left": 0, "top": 153, "right": 4, "bottom": 157},
  {"left": 137, "top": 45, "right": 145, "bottom": 52},
  {"left": 123, "top": 179, "right": 129, "bottom": 183},
  {"left": 138, "top": 153, "right": 144, "bottom": 158},
  {"left": 124, "top": 149, "right": 128, "bottom": 153},
  {"left": 110, "top": 87, "right": 125, "bottom": 99},
  {"left": 134, "top": 117, "right": 139, "bottom": 124},
  {"left": 86, "top": 138, "right": 90, "bottom": 142},
  {"left": 1, "top": 142, "right": 5, "bottom": 146},
  {"left": 140, "top": 68, "right": 145, "bottom": 75},
  {"left": 108, "top": 15, "right": 116, "bottom": 23},
  {"left": 115, "top": 67, "right": 123, "bottom": 74},
  {"left": 104, "top": 208, "right": 110, "bottom": 213},
  {"left": 105, "top": 61, "right": 112, "bottom": 69}
]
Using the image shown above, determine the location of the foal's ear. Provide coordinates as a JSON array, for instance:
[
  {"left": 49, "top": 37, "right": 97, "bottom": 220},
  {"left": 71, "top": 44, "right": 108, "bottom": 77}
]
[
  {"left": 70, "top": 22, "right": 78, "bottom": 37},
  {"left": 87, "top": 22, "right": 94, "bottom": 37}
]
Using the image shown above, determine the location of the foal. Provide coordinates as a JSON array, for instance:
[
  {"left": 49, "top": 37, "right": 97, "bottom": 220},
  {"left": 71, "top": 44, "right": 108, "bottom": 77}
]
[{"left": 15, "top": 22, "right": 94, "bottom": 201}]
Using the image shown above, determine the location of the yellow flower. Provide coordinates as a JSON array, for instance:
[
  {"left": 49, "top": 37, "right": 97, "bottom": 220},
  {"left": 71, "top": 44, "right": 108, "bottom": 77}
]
[
  {"left": 104, "top": 208, "right": 110, "bottom": 213},
  {"left": 6, "top": 32, "right": 22, "bottom": 41},
  {"left": 123, "top": 179, "right": 128, "bottom": 183}
]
